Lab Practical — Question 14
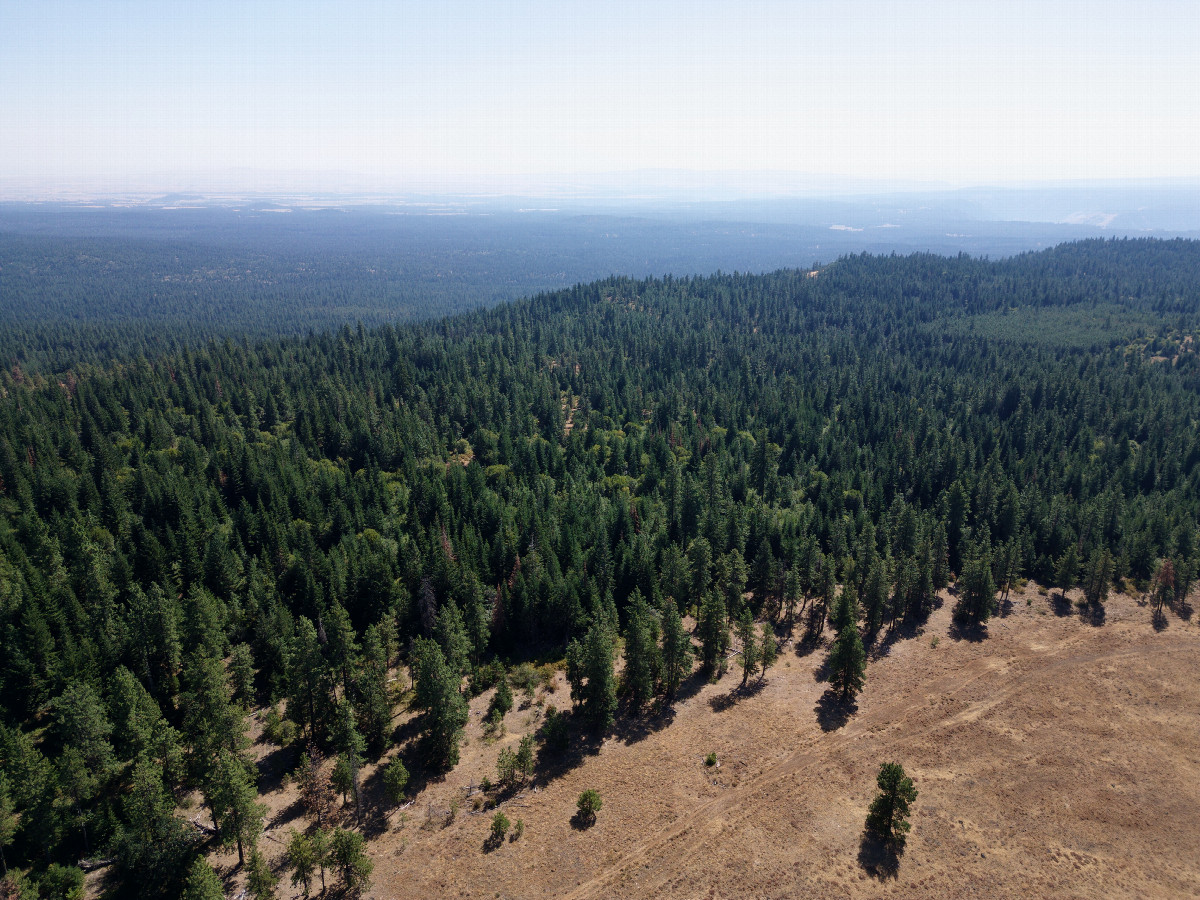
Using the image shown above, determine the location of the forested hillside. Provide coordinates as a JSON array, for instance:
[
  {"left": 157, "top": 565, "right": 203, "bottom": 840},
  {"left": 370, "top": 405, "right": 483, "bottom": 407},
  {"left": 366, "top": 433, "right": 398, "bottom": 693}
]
[{"left": 1, "top": 239, "right": 1198, "bottom": 897}]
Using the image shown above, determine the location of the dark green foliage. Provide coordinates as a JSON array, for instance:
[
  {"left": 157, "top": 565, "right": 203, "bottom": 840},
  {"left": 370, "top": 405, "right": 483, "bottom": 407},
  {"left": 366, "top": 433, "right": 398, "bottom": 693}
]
[
  {"left": 956, "top": 547, "right": 997, "bottom": 625},
  {"left": 697, "top": 591, "right": 729, "bottom": 675},
  {"left": 735, "top": 608, "right": 758, "bottom": 687},
  {"left": 539, "top": 707, "right": 570, "bottom": 754},
  {"left": 181, "top": 857, "right": 225, "bottom": 900},
  {"left": 411, "top": 639, "right": 469, "bottom": 770},
  {"left": 2, "top": 240, "right": 1200, "bottom": 890},
  {"left": 575, "top": 623, "right": 618, "bottom": 732},
  {"left": 621, "top": 590, "right": 661, "bottom": 708},
  {"left": 659, "top": 599, "right": 693, "bottom": 700},
  {"left": 382, "top": 758, "right": 409, "bottom": 805},
  {"left": 758, "top": 623, "right": 777, "bottom": 681},
  {"left": 865, "top": 762, "right": 918, "bottom": 848},
  {"left": 488, "top": 676, "right": 514, "bottom": 720},
  {"left": 329, "top": 827, "right": 373, "bottom": 893},
  {"left": 35, "top": 864, "right": 84, "bottom": 900},
  {"left": 246, "top": 847, "right": 279, "bottom": 900},
  {"left": 827, "top": 619, "right": 866, "bottom": 702}
]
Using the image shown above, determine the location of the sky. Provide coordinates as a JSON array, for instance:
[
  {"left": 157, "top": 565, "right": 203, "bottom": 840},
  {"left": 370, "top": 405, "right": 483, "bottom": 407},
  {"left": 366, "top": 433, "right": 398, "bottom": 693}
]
[{"left": 2, "top": 0, "right": 1199, "bottom": 194}]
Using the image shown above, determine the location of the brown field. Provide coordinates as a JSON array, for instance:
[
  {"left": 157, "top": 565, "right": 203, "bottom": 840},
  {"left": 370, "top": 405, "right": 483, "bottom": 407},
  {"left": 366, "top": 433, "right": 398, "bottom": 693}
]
[{"left": 208, "top": 584, "right": 1200, "bottom": 900}]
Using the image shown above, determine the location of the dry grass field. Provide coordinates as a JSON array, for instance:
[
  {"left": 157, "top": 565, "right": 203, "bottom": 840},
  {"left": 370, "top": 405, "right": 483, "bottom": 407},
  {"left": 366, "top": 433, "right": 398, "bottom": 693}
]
[{"left": 204, "top": 583, "right": 1200, "bottom": 900}]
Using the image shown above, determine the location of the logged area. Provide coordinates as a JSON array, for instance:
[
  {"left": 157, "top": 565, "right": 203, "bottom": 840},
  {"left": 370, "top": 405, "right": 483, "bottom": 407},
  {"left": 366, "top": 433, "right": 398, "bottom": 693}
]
[{"left": 2, "top": 238, "right": 1200, "bottom": 899}]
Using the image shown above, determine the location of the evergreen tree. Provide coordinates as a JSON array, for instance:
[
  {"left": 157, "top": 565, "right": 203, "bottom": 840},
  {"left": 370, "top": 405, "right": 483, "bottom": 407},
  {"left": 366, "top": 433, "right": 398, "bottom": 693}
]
[
  {"left": 181, "top": 857, "right": 224, "bottom": 900},
  {"left": 411, "top": 638, "right": 468, "bottom": 769},
  {"left": 1083, "top": 548, "right": 1114, "bottom": 606},
  {"left": 330, "top": 828, "right": 373, "bottom": 893},
  {"left": 207, "top": 749, "right": 265, "bottom": 866},
  {"left": 827, "top": 618, "right": 866, "bottom": 703},
  {"left": 382, "top": 758, "right": 409, "bottom": 805},
  {"left": 956, "top": 547, "right": 997, "bottom": 625},
  {"left": 578, "top": 622, "right": 617, "bottom": 731},
  {"left": 865, "top": 762, "right": 918, "bottom": 848},
  {"left": 355, "top": 625, "right": 393, "bottom": 755},
  {"left": 286, "top": 829, "right": 317, "bottom": 898},
  {"left": 1055, "top": 544, "right": 1080, "bottom": 600},
  {"left": 758, "top": 622, "right": 777, "bottom": 681},
  {"left": 659, "top": 598, "right": 693, "bottom": 700},
  {"left": 735, "top": 607, "right": 758, "bottom": 687},
  {"left": 621, "top": 590, "right": 660, "bottom": 709},
  {"left": 697, "top": 590, "right": 729, "bottom": 674},
  {"left": 246, "top": 847, "right": 279, "bottom": 900}
]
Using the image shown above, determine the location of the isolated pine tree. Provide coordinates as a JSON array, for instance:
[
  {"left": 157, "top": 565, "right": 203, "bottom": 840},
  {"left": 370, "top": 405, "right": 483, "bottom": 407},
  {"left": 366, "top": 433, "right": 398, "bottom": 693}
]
[
  {"left": 827, "top": 618, "right": 866, "bottom": 702},
  {"left": 865, "top": 762, "right": 918, "bottom": 848}
]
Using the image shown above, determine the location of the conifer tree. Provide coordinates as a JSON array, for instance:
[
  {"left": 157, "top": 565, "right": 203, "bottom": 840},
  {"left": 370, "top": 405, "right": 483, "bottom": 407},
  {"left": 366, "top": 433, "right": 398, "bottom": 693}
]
[
  {"left": 697, "top": 590, "right": 728, "bottom": 674},
  {"left": 411, "top": 638, "right": 468, "bottom": 769},
  {"left": 827, "top": 618, "right": 866, "bottom": 703},
  {"left": 181, "top": 857, "right": 224, "bottom": 900},
  {"left": 758, "top": 622, "right": 777, "bottom": 681},
  {"left": 621, "top": 590, "right": 660, "bottom": 709},
  {"left": 579, "top": 622, "right": 618, "bottom": 731},
  {"left": 735, "top": 607, "right": 758, "bottom": 687},
  {"left": 659, "top": 598, "right": 693, "bottom": 700},
  {"left": 865, "top": 762, "right": 918, "bottom": 848},
  {"left": 207, "top": 749, "right": 265, "bottom": 866},
  {"left": 355, "top": 625, "right": 392, "bottom": 755},
  {"left": 286, "top": 829, "right": 317, "bottom": 898}
]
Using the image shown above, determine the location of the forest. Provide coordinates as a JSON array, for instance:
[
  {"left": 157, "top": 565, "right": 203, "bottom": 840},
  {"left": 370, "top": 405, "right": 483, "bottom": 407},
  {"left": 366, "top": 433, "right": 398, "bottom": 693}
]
[{"left": 0, "top": 237, "right": 1198, "bottom": 898}]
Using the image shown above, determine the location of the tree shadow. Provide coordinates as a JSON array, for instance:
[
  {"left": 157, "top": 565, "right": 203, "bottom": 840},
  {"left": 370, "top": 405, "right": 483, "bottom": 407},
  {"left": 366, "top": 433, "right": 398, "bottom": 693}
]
[
  {"left": 569, "top": 810, "right": 598, "bottom": 831},
  {"left": 1152, "top": 606, "right": 1169, "bottom": 632},
  {"left": 707, "top": 678, "right": 765, "bottom": 713},
  {"left": 532, "top": 714, "right": 604, "bottom": 788},
  {"left": 1051, "top": 592, "right": 1073, "bottom": 617},
  {"left": 857, "top": 828, "right": 902, "bottom": 880},
  {"left": 792, "top": 629, "right": 826, "bottom": 659},
  {"left": 389, "top": 713, "right": 424, "bottom": 750},
  {"left": 267, "top": 796, "right": 306, "bottom": 831},
  {"left": 482, "top": 831, "right": 505, "bottom": 853},
  {"left": 814, "top": 688, "right": 856, "bottom": 732},
  {"left": 1083, "top": 602, "right": 1106, "bottom": 627},
  {"left": 948, "top": 619, "right": 988, "bottom": 643},
  {"left": 255, "top": 742, "right": 299, "bottom": 794},
  {"left": 611, "top": 698, "right": 678, "bottom": 745}
]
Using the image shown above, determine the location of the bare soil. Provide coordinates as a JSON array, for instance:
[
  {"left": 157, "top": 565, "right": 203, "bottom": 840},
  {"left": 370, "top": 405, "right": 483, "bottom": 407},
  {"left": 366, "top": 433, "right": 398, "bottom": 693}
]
[{"left": 210, "top": 584, "right": 1200, "bottom": 899}]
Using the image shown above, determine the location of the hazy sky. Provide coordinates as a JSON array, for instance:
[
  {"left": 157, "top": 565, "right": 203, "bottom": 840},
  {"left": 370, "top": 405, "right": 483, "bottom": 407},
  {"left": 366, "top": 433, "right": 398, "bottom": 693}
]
[{"left": 2, "top": 0, "right": 1198, "bottom": 192}]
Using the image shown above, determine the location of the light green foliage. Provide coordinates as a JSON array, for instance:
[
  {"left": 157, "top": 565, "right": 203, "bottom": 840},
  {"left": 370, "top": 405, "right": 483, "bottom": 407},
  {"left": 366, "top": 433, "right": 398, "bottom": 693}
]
[
  {"left": 490, "top": 810, "right": 510, "bottom": 842},
  {"left": 285, "top": 830, "right": 317, "bottom": 898},
  {"left": 411, "top": 638, "right": 469, "bottom": 770},
  {"left": 576, "top": 789, "right": 603, "bottom": 824}
]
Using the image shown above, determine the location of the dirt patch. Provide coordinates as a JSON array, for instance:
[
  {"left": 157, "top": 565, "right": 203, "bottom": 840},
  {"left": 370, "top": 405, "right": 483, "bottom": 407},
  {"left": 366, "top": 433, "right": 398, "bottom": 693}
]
[{"left": 208, "top": 586, "right": 1200, "bottom": 899}]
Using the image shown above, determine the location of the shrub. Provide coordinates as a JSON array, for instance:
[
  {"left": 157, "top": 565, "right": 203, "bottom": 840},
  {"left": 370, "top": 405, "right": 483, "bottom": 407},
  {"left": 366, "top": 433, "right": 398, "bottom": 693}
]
[
  {"left": 704, "top": 752, "right": 717, "bottom": 767},
  {"left": 491, "top": 811, "right": 510, "bottom": 842},
  {"left": 512, "top": 818, "right": 524, "bottom": 841},
  {"left": 469, "top": 660, "right": 506, "bottom": 696},
  {"left": 576, "top": 789, "right": 602, "bottom": 824}
]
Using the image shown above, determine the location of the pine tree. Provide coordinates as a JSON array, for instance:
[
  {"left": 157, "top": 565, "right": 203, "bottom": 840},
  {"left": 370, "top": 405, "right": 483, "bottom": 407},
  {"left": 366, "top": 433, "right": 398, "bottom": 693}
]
[
  {"left": 697, "top": 590, "right": 728, "bottom": 674},
  {"left": 865, "top": 762, "right": 918, "bottom": 848},
  {"left": 758, "top": 622, "right": 777, "bottom": 681},
  {"left": 735, "top": 607, "right": 758, "bottom": 687},
  {"left": 579, "top": 622, "right": 617, "bottom": 731},
  {"left": 1055, "top": 544, "right": 1079, "bottom": 600},
  {"left": 659, "top": 599, "right": 693, "bottom": 700},
  {"left": 956, "top": 547, "right": 997, "bottom": 624},
  {"left": 355, "top": 625, "right": 393, "bottom": 754},
  {"left": 411, "top": 638, "right": 468, "bottom": 769},
  {"left": 330, "top": 828, "right": 373, "bottom": 893},
  {"left": 0, "top": 775, "right": 15, "bottom": 877},
  {"left": 382, "top": 758, "right": 409, "bottom": 805},
  {"left": 246, "top": 847, "right": 279, "bottom": 900},
  {"left": 621, "top": 590, "right": 660, "bottom": 709},
  {"left": 207, "top": 749, "right": 265, "bottom": 865},
  {"left": 827, "top": 618, "right": 866, "bottom": 703},
  {"left": 181, "top": 857, "right": 224, "bottom": 900},
  {"left": 286, "top": 829, "right": 317, "bottom": 898},
  {"left": 1083, "top": 548, "right": 1114, "bottom": 606}
]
